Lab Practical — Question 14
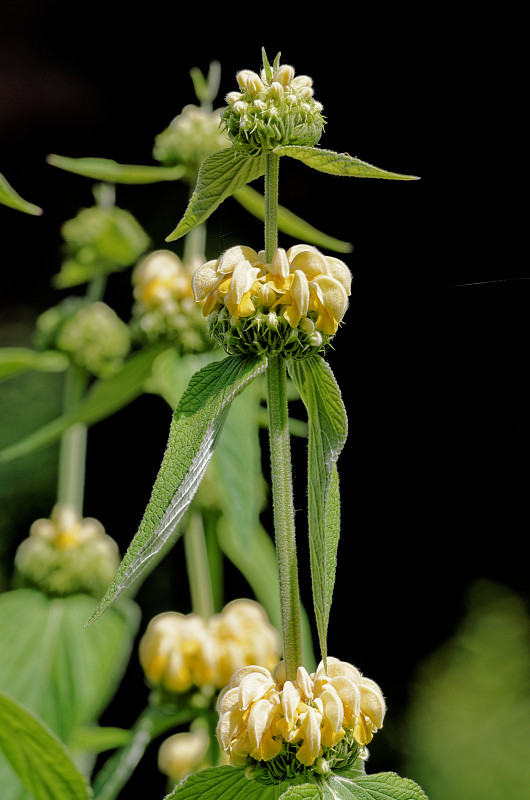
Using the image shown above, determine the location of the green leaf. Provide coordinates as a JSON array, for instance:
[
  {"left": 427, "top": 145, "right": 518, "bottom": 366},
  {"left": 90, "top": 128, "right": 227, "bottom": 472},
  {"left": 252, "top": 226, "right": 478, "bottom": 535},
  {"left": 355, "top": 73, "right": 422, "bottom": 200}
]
[
  {"left": 281, "top": 772, "right": 429, "bottom": 800},
  {"left": 0, "top": 691, "right": 92, "bottom": 800},
  {"left": 288, "top": 356, "right": 348, "bottom": 665},
  {"left": 46, "top": 155, "right": 186, "bottom": 184},
  {"left": 274, "top": 146, "right": 420, "bottom": 180},
  {"left": 0, "top": 348, "right": 68, "bottom": 382},
  {"left": 68, "top": 726, "right": 131, "bottom": 755},
  {"left": 0, "top": 172, "right": 43, "bottom": 215},
  {"left": 0, "top": 590, "right": 139, "bottom": 745},
  {"left": 0, "top": 344, "right": 169, "bottom": 463},
  {"left": 87, "top": 354, "right": 267, "bottom": 624},
  {"left": 233, "top": 184, "right": 353, "bottom": 254},
  {"left": 166, "top": 765, "right": 286, "bottom": 800},
  {"left": 165, "top": 149, "right": 266, "bottom": 241}
]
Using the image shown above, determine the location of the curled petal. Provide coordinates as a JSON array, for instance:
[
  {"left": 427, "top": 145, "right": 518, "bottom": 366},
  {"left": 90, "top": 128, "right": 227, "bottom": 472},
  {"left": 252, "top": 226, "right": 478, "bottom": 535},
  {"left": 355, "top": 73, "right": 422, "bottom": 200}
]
[
  {"left": 247, "top": 698, "right": 278, "bottom": 751},
  {"left": 230, "top": 665, "right": 273, "bottom": 689},
  {"left": 217, "top": 705, "right": 245, "bottom": 750},
  {"left": 238, "top": 671, "right": 275, "bottom": 710},
  {"left": 281, "top": 680, "right": 302, "bottom": 725},
  {"left": 289, "top": 247, "right": 332, "bottom": 279},
  {"left": 315, "top": 657, "right": 363, "bottom": 684},
  {"left": 269, "top": 248, "right": 290, "bottom": 279},
  {"left": 328, "top": 676, "right": 361, "bottom": 725},
  {"left": 326, "top": 256, "right": 352, "bottom": 295},
  {"left": 291, "top": 270, "right": 310, "bottom": 317},
  {"left": 191, "top": 260, "right": 219, "bottom": 301},
  {"left": 320, "top": 685, "right": 344, "bottom": 734},
  {"left": 217, "top": 686, "right": 239, "bottom": 715},
  {"left": 295, "top": 665, "right": 314, "bottom": 701},
  {"left": 217, "top": 246, "right": 260, "bottom": 274},
  {"left": 359, "top": 681, "right": 386, "bottom": 728},
  {"left": 296, "top": 707, "right": 322, "bottom": 766}
]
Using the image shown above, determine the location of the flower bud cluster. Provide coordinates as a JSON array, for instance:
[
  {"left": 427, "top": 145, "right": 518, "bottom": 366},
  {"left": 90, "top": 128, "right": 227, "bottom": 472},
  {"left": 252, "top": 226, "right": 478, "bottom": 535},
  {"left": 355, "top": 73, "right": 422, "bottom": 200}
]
[
  {"left": 36, "top": 298, "right": 131, "bottom": 378},
  {"left": 139, "top": 599, "right": 281, "bottom": 695},
  {"left": 192, "top": 244, "right": 351, "bottom": 357},
  {"left": 14, "top": 504, "right": 120, "bottom": 598},
  {"left": 131, "top": 250, "right": 210, "bottom": 351},
  {"left": 158, "top": 728, "right": 210, "bottom": 784},
  {"left": 216, "top": 658, "right": 386, "bottom": 778},
  {"left": 153, "top": 104, "right": 230, "bottom": 174},
  {"left": 222, "top": 57, "right": 325, "bottom": 155}
]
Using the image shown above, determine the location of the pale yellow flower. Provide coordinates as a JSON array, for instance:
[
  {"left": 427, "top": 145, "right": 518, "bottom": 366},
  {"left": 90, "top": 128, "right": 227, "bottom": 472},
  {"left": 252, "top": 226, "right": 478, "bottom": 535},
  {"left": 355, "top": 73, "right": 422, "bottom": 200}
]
[
  {"left": 158, "top": 729, "right": 209, "bottom": 784},
  {"left": 133, "top": 250, "right": 194, "bottom": 311},
  {"left": 192, "top": 244, "right": 351, "bottom": 337}
]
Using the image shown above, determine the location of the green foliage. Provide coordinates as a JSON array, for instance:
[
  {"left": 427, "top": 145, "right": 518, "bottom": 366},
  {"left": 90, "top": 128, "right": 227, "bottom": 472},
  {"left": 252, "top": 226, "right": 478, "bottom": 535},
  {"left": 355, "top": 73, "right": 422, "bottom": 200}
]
[
  {"left": 0, "top": 172, "right": 42, "bottom": 215},
  {"left": 47, "top": 155, "right": 186, "bottom": 184},
  {"left": 0, "top": 691, "right": 91, "bottom": 800},
  {"left": 0, "top": 348, "right": 68, "bottom": 383},
  {"left": 165, "top": 149, "right": 266, "bottom": 241},
  {"left": 274, "top": 146, "right": 420, "bottom": 180},
  {"left": 406, "top": 580, "right": 530, "bottom": 800},
  {"left": 288, "top": 356, "right": 347, "bottom": 665},
  {"left": 165, "top": 765, "right": 428, "bottom": 800},
  {"left": 87, "top": 354, "right": 267, "bottom": 624}
]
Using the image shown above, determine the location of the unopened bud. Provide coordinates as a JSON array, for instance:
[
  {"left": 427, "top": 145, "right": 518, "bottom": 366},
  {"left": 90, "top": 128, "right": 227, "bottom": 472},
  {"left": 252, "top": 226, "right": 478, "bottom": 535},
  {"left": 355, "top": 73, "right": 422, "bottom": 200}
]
[{"left": 274, "top": 64, "right": 295, "bottom": 87}]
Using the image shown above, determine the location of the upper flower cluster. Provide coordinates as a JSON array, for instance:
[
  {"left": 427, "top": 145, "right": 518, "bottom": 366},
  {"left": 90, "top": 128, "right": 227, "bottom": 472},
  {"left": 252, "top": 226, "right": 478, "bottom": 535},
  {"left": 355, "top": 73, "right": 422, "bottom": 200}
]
[
  {"left": 139, "top": 599, "right": 281, "bottom": 694},
  {"left": 222, "top": 55, "right": 325, "bottom": 155},
  {"left": 14, "top": 504, "right": 120, "bottom": 598},
  {"left": 216, "top": 657, "right": 385, "bottom": 775},
  {"left": 153, "top": 103, "right": 230, "bottom": 175},
  {"left": 192, "top": 244, "right": 351, "bottom": 357}
]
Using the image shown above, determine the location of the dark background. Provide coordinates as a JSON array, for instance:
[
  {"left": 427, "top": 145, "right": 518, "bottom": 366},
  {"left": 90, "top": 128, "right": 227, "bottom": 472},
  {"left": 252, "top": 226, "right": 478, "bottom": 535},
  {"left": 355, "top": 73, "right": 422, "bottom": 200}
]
[{"left": 1, "top": 0, "right": 527, "bottom": 791}]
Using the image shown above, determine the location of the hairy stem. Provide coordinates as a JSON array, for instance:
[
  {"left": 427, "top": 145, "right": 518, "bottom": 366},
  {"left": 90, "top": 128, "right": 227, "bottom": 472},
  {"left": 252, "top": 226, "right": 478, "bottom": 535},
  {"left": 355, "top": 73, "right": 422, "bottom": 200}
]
[{"left": 184, "top": 511, "right": 215, "bottom": 619}]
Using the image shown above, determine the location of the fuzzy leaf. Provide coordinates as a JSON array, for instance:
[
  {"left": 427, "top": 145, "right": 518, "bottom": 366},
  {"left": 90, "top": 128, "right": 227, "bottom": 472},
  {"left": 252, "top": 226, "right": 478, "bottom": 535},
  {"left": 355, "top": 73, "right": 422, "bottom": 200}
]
[
  {"left": 87, "top": 354, "right": 267, "bottom": 624},
  {"left": 165, "top": 765, "right": 287, "bottom": 800},
  {"left": 0, "top": 173, "right": 43, "bottom": 215},
  {"left": 165, "top": 149, "right": 266, "bottom": 241},
  {"left": 275, "top": 146, "right": 419, "bottom": 180},
  {"left": 281, "top": 772, "right": 429, "bottom": 800},
  {"left": 0, "top": 691, "right": 91, "bottom": 800},
  {"left": 46, "top": 155, "right": 185, "bottom": 184},
  {"left": 288, "top": 356, "right": 347, "bottom": 665},
  {"left": 233, "top": 184, "right": 353, "bottom": 253}
]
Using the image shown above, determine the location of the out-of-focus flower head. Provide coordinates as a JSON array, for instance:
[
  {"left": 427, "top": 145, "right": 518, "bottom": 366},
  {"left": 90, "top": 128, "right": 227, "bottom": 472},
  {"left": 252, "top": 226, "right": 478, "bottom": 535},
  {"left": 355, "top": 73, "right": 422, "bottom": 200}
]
[
  {"left": 130, "top": 250, "right": 210, "bottom": 351},
  {"left": 158, "top": 728, "right": 210, "bottom": 784},
  {"left": 14, "top": 504, "right": 120, "bottom": 598},
  {"left": 192, "top": 244, "right": 351, "bottom": 358},
  {"left": 138, "top": 599, "right": 281, "bottom": 695},
  {"left": 216, "top": 657, "right": 385, "bottom": 780},
  {"left": 153, "top": 104, "right": 230, "bottom": 177}
]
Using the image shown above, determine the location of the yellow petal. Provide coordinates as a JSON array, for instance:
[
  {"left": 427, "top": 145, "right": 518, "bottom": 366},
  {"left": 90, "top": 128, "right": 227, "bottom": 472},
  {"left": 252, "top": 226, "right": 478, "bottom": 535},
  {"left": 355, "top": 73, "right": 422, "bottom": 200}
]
[
  {"left": 326, "top": 256, "right": 352, "bottom": 295},
  {"left": 238, "top": 671, "right": 275, "bottom": 710},
  {"left": 217, "top": 246, "right": 260, "bottom": 274},
  {"left": 359, "top": 681, "right": 386, "bottom": 729},
  {"left": 291, "top": 270, "right": 310, "bottom": 317},
  {"left": 311, "top": 276, "right": 349, "bottom": 322},
  {"left": 269, "top": 248, "right": 290, "bottom": 279},
  {"left": 247, "top": 698, "right": 277, "bottom": 750},
  {"left": 229, "top": 260, "right": 261, "bottom": 304},
  {"left": 192, "top": 260, "right": 219, "bottom": 301},
  {"left": 290, "top": 248, "right": 332, "bottom": 280}
]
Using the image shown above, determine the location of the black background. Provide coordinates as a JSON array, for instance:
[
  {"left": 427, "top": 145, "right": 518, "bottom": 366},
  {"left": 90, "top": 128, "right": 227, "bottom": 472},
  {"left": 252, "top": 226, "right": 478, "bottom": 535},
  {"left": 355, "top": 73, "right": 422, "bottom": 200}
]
[{"left": 1, "top": 1, "right": 527, "bottom": 791}]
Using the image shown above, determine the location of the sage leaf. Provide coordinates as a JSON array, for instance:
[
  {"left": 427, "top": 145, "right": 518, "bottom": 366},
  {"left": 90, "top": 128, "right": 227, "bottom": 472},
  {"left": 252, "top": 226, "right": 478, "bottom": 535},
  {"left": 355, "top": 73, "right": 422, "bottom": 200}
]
[
  {"left": 87, "top": 354, "right": 267, "bottom": 624},
  {"left": 46, "top": 154, "right": 186, "bottom": 184},
  {"left": 0, "top": 691, "right": 91, "bottom": 800},
  {"left": 0, "top": 348, "right": 68, "bottom": 382},
  {"left": 0, "top": 172, "right": 43, "bottom": 215},
  {"left": 288, "top": 356, "right": 347, "bottom": 665},
  {"left": 233, "top": 184, "right": 353, "bottom": 254},
  {"left": 274, "top": 146, "right": 420, "bottom": 180},
  {"left": 165, "top": 765, "right": 287, "bottom": 800},
  {"left": 165, "top": 149, "right": 266, "bottom": 241},
  {"left": 281, "top": 772, "right": 428, "bottom": 800}
]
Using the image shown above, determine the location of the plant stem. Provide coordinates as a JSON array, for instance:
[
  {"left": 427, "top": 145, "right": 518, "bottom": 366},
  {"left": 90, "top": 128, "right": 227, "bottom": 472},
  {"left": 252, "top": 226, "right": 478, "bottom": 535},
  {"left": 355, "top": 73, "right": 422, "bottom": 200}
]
[
  {"left": 266, "top": 353, "right": 303, "bottom": 681},
  {"left": 264, "top": 152, "right": 280, "bottom": 262},
  {"left": 184, "top": 511, "right": 215, "bottom": 619},
  {"left": 57, "top": 362, "right": 88, "bottom": 514}
]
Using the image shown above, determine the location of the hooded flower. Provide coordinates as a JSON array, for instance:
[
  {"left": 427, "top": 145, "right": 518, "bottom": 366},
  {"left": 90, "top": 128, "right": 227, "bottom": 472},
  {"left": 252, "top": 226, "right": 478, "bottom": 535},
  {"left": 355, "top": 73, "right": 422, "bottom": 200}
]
[
  {"left": 192, "top": 244, "right": 351, "bottom": 343},
  {"left": 216, "top": 657, "right": 386, "bottom": 772}
]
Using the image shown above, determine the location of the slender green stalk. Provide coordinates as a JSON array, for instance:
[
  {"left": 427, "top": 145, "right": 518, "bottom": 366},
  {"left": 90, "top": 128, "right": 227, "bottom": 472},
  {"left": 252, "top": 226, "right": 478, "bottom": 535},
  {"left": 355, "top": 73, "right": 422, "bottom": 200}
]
[
  {"left": 266, "top": 354, "right": 303, "bottom": 681},
  {"left": 264, "top": 152, "right": 280, "bottom": 262},
  {"left": 57, "top": 362, "right": 88, "bottom": 514},
  {"left": 184, "top": 511, "right": 215, "bottom": 618}
]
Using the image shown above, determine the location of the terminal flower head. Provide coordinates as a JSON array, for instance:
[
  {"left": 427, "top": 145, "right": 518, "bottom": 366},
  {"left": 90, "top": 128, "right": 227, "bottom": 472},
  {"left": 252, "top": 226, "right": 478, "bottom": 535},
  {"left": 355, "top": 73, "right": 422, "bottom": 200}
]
[
  {"left": 222, "top": 51, "right": 325, "bottom": 155},
  {"left": 216, "top": 657, "right": 386, "bottom": 778},
  {"left": 192, "top": 244, "right": 351, "bottom": 357}
]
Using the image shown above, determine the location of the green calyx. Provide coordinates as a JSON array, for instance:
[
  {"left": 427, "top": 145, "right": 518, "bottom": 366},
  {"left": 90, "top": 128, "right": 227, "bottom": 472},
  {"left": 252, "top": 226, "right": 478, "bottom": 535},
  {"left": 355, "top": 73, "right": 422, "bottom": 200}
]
[
  {"left": 207, "top": 306, "right": 332, "bottom": 359},
  {"left": 246, "top": 731, "right": 364, "bottom": 786},
  {"left": 222, "top": 52, "right": 325, "bottom": 156}
]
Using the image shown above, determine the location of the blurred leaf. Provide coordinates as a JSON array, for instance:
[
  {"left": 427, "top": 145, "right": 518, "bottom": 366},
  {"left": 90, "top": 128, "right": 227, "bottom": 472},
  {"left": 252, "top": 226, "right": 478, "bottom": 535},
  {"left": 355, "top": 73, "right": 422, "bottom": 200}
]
[
  {"left": 87, "top": 354, "right": 267, "bottom": 624},
  {"left": 0, "top": 691, "right": 91, "bottom": 800},
  {"left": 0, "top": 344, "right": 169, "bottom": 463},
  {"left": 47, "top": 155, "right": 185, "bottom": 184},
  {"left": 0, "top": 173, "right": 42, "bottom": 215},
  {"left": 166, "top": 149, "right": 266, "bottom": 241},
  {"left": 69, "top": 726, "right": 132, "bottom": 755},
  {"left": 274, "top": 146, "right": 420, "bottom": 180},
  {"left": 0, "top": 348, "right": 68, "bottom": 382},
  {"left": 233, "top": 185, "right": 353, "bottom": 253},
  {"left": 0, "top": 589, "right": 139, "bottom": 744}
]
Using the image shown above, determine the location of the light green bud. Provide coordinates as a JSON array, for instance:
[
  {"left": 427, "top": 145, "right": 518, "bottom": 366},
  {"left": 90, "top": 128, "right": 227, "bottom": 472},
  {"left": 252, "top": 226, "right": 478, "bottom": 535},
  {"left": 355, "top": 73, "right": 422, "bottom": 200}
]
[
  {"left": 153, "top": 104, "right": 230, "bottom": 173},
  {"left": 222, "top": 52, "right": 325, "bottom": 156}
]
